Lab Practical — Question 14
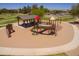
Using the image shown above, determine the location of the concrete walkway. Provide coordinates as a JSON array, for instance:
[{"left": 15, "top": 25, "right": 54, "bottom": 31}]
[
  {"left": 65, "top": 23, "right": 79, "bottom": 56},
  {"left": 0, "top": 23, "right": 79, "bottom": 55},
  {"left": 65, "top": 47, "right": 79, "bottom": 56}
]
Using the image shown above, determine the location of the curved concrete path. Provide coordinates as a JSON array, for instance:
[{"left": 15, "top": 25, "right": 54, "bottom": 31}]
[{"left": 0, "top": 23, "right": 79, "bottom": 55}]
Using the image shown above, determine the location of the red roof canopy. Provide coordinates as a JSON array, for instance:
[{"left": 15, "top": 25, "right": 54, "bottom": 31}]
[{"left": 34, "top": 15, "right": 40, "bottom": 21}]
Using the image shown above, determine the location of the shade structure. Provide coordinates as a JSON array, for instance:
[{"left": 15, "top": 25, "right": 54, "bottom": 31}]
[
  {"left": 50, "top": 16, "right": 57, "bottom": 21},
  {"left": 17, "top": 15, "right": 36, "bottom": 20},
  {"left": 17, "top": 15, "right": 36, "bottom": 25},
  {"left": 34, "top": 15, "right": 40, "bottom": 22},
  {"left": 49, "top": 16, "right": 59, "bottom": 28}
]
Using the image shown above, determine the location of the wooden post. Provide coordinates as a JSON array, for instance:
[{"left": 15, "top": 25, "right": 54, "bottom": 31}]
[
  {"left": 17, "top": 17, "right": 20, "bottom": 25},
  {"left": 56, "top": 19, "right": 58, "bottom": 29},
  {"left": 26, "top": 20, "right": 28, "bottom": 24},
  {"left": 60, "top": 18, "right": 61, "bottom": 24}
]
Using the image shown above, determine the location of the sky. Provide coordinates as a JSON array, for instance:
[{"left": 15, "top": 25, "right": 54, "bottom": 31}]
[{"left": 0, "top": 3, "right": 74, "bottom": 10}]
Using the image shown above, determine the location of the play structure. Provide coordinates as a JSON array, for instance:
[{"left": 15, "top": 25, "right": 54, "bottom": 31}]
[
  {"left": 16, "top": 15, "right": 60, "bottom": 36},
  {"left": 31, "top": 16, "right": 58, "bottom": 36}
]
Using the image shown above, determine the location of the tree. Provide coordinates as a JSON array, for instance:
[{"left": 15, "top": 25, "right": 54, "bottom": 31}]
[
  {"left": 44, "top": 8, "right": 49, "bottom": 13},
  {"left": 32, "top": 5, "right": 45, "bottom": 16},
  {"left": 1, "top": 8, "right": 8, "bottom": 13},
  {"left": 70, "top": 4, "right": 79, "bottom": 17},
  {"left": 31, "top": 5, "right": 49, "bottom": 16},
  {"left": 32, "top": 4, "right": 38, "bottom": 9},
  {"left": 21, "top": 5, "right": 31, "bottom": 14},
  {"left": 0, "top": 9, "right": 2, "bottom": 14},
  {"left": 18, "top": 8, "right": 22, "bottom": 13},
  {"left": 40, "top": 5, "right": 44, "bottom": 9},
  {"left": 32, "top": 8, "right": 45, "bottom": 16},
  {"left": 22, "top": 6, "right": 27, "bottom": 14},
  {"left": 26, "top": 5, "right": 31, "bottom": 13},
  {"left": 39, "top": 5, "right": 49, "bottom": 13}
]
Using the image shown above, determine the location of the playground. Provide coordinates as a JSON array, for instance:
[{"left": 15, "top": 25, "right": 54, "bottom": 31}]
[{"left": 0, "top": 14, "right": 79, "bottom": 55}]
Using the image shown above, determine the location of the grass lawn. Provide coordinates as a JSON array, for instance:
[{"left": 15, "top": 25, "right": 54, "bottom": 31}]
[
  {"left": 41, "top": 16, "right": 50, "bottom": 20},
  {"left": 42, "top": 15, "right": 75, "bottom": 22},
  {"left": 0, "top": 13, "right": 25, "bottom": 27},
  {"left": 59, "top": 15, "right": 75, "bottom": 22}
]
